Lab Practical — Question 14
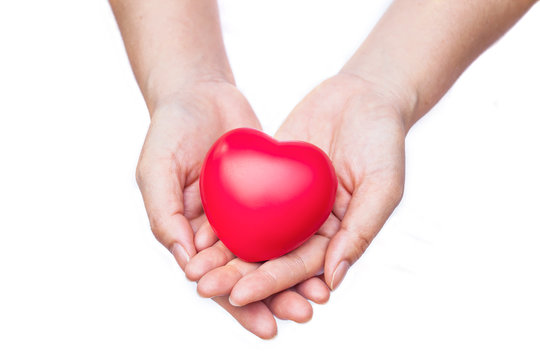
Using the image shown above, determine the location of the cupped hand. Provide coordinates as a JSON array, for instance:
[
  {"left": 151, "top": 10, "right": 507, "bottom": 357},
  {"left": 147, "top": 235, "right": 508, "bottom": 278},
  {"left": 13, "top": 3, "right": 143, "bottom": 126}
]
[
  {"left": 187, "top": 73, "right": 408, "bottom": 307},
  {"left": 136, "top": 80, "right": 328, "bottom": 338}
]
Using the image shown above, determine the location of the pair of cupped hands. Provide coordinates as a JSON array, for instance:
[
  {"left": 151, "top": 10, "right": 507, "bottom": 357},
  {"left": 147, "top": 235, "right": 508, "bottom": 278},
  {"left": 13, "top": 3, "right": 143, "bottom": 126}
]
[{"left": 136, "top": 72, "right": 406, "bottom": 338}]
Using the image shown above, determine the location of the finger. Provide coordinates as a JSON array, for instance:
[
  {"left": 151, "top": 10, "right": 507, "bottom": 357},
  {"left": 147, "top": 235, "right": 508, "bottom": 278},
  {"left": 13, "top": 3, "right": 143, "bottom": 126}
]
[
  {"left": 137, "top": 160, "right": 196, "bottom": 270},
  {"left": 184, "top": 241, "right": 235, "bottom": 281},
  {"left": 212, "top": 296, "right": 277, "bottom": 339},
  {"left": 182, "top": 179, "right": 205, "bottom": 232},
  {"left": 316, "top": 211, "right": 341, "bottom": 239},
  {"left": 295, "top": 276, "right": 331, "bottom": 304},
  {"left": 197, "top": 258, "right": 259, "bottom": 298},
  {"left": 265, "top": 290, "right": 313, "bottom": 323},
  {"left": 197, "top": 212, "right": 338, "bottom": 300},
  {"left": 188, "top": 213, "right": 207, "bottom": 234},
  {"left": 229, "top": 234, "right": 330, "bottom": 307},
  {"left": 194, "top": 220, "right": 218, "bottom": 252},
  {"left": 324, "top": 178, "right": 403, "bottom": 290}
]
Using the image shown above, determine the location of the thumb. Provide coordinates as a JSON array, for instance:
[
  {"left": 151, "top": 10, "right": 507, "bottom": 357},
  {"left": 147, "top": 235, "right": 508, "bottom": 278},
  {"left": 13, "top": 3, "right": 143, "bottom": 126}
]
[
  {"left": 136, "top": 160, "right": 197, "bottom": 270},
  {"left": 324, "top": 178, "right": 403, "bottom": 290}
]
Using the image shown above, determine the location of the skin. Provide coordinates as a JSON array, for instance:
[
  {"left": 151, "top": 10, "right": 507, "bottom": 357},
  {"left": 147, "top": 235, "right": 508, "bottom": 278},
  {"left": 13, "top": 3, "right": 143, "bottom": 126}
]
[
  {"left": 188, "top": 0, "right": 537, "bottom": 309},
  {"left": 109, "top": 0, "right": 330, "bottom": 339},
  {"left": 189, "top": 73, "right": 407, "bottom": 305},
  {"left": 111, "top": 0, "right": 538, "bottom": 337}
]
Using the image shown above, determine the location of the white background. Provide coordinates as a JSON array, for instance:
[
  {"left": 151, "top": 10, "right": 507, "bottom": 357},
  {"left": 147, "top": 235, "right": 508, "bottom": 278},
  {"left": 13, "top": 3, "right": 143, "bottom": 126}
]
[{"left": 1, "top": 1, "right": 539, "bottom": 359}]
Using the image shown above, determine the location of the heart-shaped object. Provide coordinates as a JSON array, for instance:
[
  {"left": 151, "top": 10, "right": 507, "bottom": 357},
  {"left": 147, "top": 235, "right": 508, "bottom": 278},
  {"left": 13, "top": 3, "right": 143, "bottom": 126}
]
[{"left": 199, "top": 128, "right": 337, "bottom": 262}]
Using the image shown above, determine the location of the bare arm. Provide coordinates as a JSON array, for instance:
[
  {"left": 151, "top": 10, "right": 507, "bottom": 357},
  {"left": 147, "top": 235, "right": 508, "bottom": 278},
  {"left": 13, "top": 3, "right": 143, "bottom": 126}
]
[
  {"left": 343, "top": 0, "right": 538, "bottom": 129},
  {"left": 109, "top": 0, "right": 233, "bottom": 114}
]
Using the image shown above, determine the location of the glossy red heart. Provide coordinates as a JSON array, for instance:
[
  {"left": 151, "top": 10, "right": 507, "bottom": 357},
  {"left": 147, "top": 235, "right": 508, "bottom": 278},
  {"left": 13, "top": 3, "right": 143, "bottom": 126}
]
[{"left": 199, "top": 128, "right": 337, "bottom": 262}]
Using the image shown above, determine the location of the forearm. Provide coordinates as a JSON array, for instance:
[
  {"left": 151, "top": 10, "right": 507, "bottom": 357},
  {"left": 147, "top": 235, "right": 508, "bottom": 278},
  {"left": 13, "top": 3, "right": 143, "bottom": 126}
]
[
  {"left": 342, "top": 0, "right": 537, "bottom": 130},
  {"left": 109, "top": 0, "right": 233, "bottom": 113}
]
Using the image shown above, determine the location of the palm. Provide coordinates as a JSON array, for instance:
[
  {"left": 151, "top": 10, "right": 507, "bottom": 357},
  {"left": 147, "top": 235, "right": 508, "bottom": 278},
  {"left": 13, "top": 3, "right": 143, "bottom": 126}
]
[
  {"left": 277, "top": 74, "right": 405, "bottom": 283},
  {"left": 137, "top": 81, "right": 262, "bottom": 252},
  {"left": 137, "top": 81, "right": 330, "bottom": 338},
  {"left": 189, "top": 74, "right": 406, "bottom": 307}
]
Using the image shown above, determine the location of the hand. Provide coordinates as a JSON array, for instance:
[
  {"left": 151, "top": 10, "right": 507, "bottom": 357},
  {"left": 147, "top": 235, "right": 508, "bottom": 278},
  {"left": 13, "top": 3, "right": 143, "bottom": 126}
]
[
  {"left": 136, "top": 79, "right": 330, "bottom": 338},
  {"left": 187, "top": 73, "right": 407, "bottom": 306},
  {"left": 114, "top": 0, "right": 535, "bottom": 337}
]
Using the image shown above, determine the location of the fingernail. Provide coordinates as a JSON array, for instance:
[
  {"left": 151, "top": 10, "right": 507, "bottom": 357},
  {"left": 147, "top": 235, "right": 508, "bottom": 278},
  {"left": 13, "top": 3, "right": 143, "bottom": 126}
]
[
  {"left": 171, "top": 243, "right": 190, "bottom": 269},
  {"left": 229, "top": 286, "right": 249, "bottom": 307},
  {"left": 330, "top": 261, "right": 350, "bottom": 291},
  {"left": 228, "top": 296, "right": 240, "bottom": 307}
]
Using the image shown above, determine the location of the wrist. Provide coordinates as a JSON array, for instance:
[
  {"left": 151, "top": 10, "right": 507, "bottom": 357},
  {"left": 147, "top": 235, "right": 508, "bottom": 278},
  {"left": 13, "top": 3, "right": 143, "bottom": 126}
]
[
  {"left": 337, "top": 65, "right": 418, "bottom": 132},
  {"left": 148, "top": 78, "right": 242, "bottom": 124},
  {"left": 145, "top": 68, "right": 235, "bottom": 117}
]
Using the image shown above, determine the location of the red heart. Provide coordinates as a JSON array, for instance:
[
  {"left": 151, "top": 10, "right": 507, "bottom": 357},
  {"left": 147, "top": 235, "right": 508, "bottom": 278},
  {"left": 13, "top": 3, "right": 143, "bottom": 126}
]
[{"left": 200, "top": 128, "right": 337, "bottom": 262}]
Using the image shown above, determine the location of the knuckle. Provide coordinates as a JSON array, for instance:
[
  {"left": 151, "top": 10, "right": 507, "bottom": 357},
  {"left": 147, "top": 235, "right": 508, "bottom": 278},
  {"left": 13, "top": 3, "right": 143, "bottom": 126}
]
[
  {"left": 258, "top": 268, "right": 278, "bottom": 289},
  {"left": 350, "top": 234, "right": 370, "bottom": 262},
  {"left": 224, "top": 261, "right": 244, "bottom": 278},
  {"left": 284, "top": 252, "right": 309, "bottom": 280},
  {"left": 342, "top": 227, "right": 371, "bottom": 263}
]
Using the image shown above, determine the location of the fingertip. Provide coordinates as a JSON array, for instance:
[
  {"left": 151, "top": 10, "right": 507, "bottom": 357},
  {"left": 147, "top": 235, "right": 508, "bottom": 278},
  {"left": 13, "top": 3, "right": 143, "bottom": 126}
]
[
  {"left": 296, "top": 277, "right": 331, "bottom": 304},
  {"left": 184, "top": 260, "right": 202, "bottom": 281},
  {"left": 323, "top": 261, "right": 337, "bottom": 291},
  {"left": 303, "top": 306, "right": 314, "bottom": 323},
  {"left": 329, "top": 260, "right": 350, "bottom": 291},
  {"left": 212, "top": 296, "right": 277, "bottom": 339},
  {"left": 324, "top": 271, "right": 332, "bottom": 290},
  {"left": 323, "top": 229, "right": 352, "bottom": 289},
  {"left": 310, "top": 288, "right": 331, "bottom": 304},
  {"left": 184, "top": 242, "right": 235, "bottom": 281},
  {"left": 252, "top": 312, "right": 278, "bottom": 339},
  {"left": 194, "top": 221, "right": 218, "bottom": 252},
  {"left": 228, "top": 295, "right": 241, "bottom": 307},
  {"left": 269, "top": 291, "right": 313, "bottom": 323},
  {"left": 196, "top": 271, "right": 228, "bottom": 298},
  {"left": 196, "top": 277, "right": 215, "bottom": 298},
  {"left": 170, "top": 243, "right": 191, "bottom": 271},
  {"left": 151, "top": 214, "right": 196, "bottom": 271},
  {"left": 316, "top": 287, "right": 331, "bottom": 304},
  {"left": 256, "top": 320, "right": 278, "bottom": 340},
  {"left": 239, "top": 304, "right": 278, "bottom": 340},
  {"left": 229, "top": 285, "right": 250, "bottom": 307},
  {"left": 174, "top": 214, "right": 198, "bottom": 257},
  {"left": 295, "top": 302, "right": 313, "bottom": 324}
]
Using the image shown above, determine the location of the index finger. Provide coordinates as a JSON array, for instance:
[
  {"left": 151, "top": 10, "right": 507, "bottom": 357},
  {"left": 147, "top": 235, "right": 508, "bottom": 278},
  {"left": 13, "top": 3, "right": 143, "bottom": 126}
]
[
  {"left": 137, "top": 158, "right": 196, "bottom": 269},
  {"left": 228, "top": 234, "right": 329, "bottom": 307}
]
